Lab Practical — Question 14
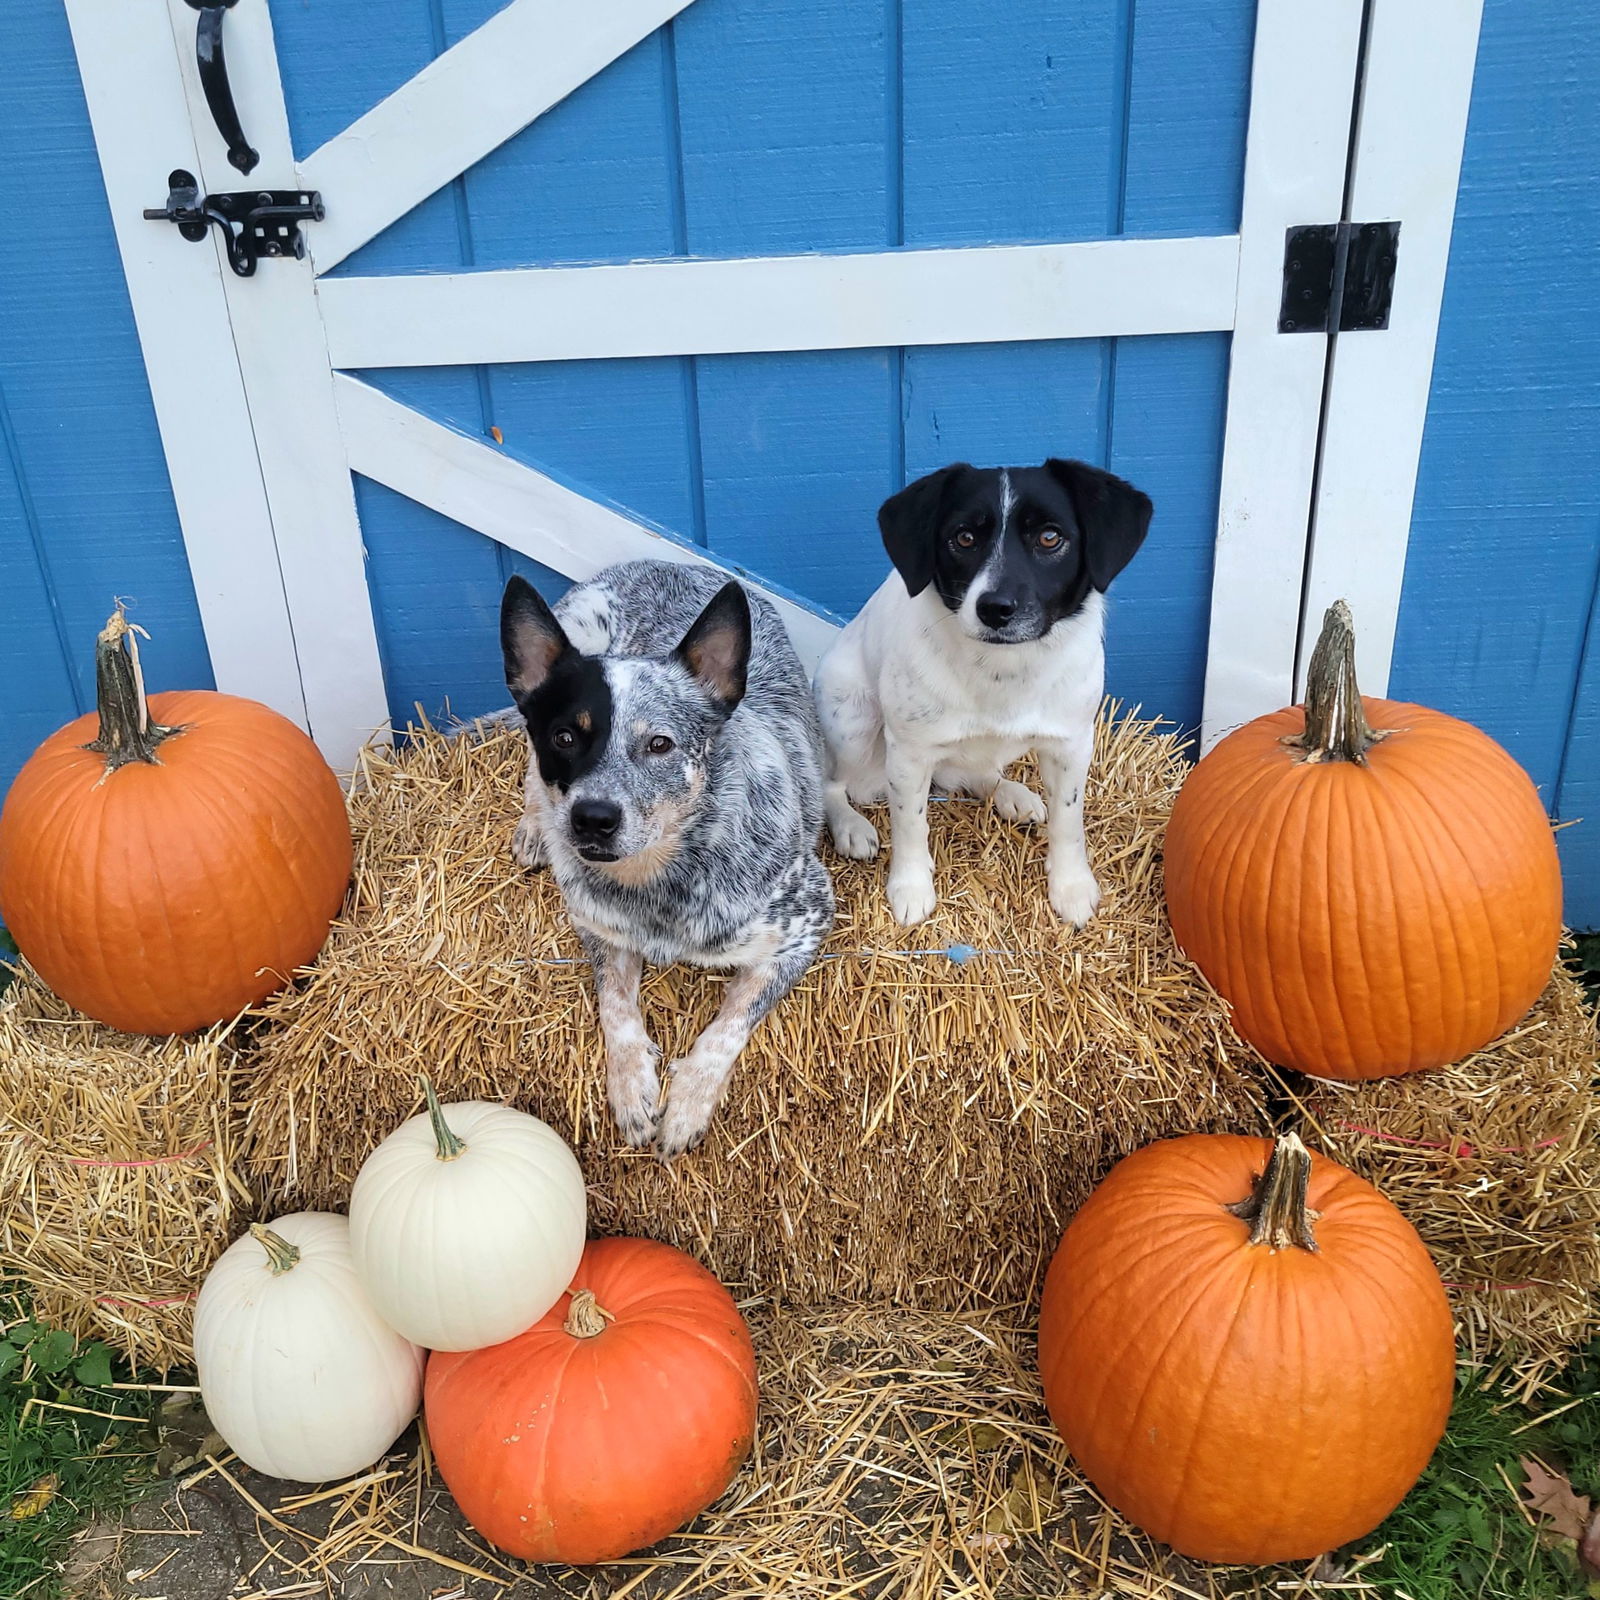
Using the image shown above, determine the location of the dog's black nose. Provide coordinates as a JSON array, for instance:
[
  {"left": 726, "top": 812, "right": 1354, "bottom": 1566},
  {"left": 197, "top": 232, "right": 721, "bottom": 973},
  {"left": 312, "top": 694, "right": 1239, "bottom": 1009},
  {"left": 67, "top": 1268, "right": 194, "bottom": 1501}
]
[
  {"left": 570, "top": 798, "right": 622, "bottom": 839},
  {"left": 976, "top": 594, "right": 1017, "bottom": 628}
]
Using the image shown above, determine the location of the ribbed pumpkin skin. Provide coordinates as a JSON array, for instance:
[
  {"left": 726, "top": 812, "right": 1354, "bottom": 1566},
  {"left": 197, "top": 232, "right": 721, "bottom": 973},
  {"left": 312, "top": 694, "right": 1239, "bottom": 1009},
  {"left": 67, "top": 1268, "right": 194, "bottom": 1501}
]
[
  {"left": 1038, "top": 1135, "right": 1455, "bottom": 1565},
  {"left": 350, "top": 1098, "right": 587, "bottom": 1353},
  {"left": 425, "top": 1238, "right": 758, "bottom": 1565},
  {"left": 1164, "top": 696, "right": 1560, "bottom": 1078},
  {"left": 194, "top": 1213, "right": 424, "bottom": 1484},
  {"left": 0, "top": 690, "right": 351, "bottom": 1035}
]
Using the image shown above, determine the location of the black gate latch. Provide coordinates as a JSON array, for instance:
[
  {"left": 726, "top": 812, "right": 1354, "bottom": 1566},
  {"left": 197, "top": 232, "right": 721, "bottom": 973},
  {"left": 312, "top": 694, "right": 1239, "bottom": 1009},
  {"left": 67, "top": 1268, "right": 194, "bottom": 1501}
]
[
  {"left": 1278, "top": 221, "right": 1400, "bottom": 334},
  {"left": 143, "top": 168, "right": 324, "bottom": 278}
]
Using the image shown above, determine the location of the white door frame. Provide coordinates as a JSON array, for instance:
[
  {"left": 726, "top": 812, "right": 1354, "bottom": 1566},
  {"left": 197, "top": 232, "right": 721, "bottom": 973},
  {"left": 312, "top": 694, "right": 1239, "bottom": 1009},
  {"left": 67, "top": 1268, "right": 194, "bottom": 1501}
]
[
  {"left": 1299, "top": 0, "right": 1485, "bottom": 700},
  {"left": 66, "top": 0, "right": 1481, "bottom": 770}
]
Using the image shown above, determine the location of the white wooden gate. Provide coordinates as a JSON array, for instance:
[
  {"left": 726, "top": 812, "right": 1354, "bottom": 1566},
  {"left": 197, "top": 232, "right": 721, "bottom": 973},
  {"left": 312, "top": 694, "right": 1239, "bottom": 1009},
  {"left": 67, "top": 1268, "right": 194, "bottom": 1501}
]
[{"left": 66, "top": 0, "right": 1482, "bottom": 772}]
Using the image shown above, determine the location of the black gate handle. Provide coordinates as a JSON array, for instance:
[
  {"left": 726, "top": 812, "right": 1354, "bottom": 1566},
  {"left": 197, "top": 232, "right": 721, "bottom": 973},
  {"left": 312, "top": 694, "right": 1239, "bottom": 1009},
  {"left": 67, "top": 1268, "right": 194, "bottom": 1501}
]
[{"left": 186, "top": 0, "right": 259, "bottom": 176}]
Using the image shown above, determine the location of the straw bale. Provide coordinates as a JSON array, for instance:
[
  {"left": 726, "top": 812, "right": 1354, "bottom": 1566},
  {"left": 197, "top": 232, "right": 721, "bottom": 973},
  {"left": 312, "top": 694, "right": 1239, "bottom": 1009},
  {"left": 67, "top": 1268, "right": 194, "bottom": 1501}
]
[
  {"left": 1295, "top": 967, "right": 1600, "bottom": 1398},
  {"left": 156, "top": 1302, "right": 1272, "bottom": 1599},
  {"left": 242, "top": 709, "right": 1271, "bottom": 1308},
  {"left": 0, "top": 966, "right": 251, "bottom": 1371}
]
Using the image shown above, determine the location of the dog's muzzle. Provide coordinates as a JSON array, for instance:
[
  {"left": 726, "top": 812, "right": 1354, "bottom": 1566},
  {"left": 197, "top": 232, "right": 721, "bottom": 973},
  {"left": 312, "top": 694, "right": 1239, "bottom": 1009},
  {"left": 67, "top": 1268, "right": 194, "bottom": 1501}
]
[{"left": 570, "top": 797, "right": 623, "bottom": 860}]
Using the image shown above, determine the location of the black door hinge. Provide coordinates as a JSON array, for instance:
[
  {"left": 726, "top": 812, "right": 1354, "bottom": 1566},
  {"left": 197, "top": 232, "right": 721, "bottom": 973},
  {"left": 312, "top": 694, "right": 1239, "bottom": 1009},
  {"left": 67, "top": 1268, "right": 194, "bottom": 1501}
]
[
  {"left": 143, "top": 168, "right": 324, "bottom": 278},
  {"left": 1278, "top": 221, "right": 1400, "bottom": 334}
]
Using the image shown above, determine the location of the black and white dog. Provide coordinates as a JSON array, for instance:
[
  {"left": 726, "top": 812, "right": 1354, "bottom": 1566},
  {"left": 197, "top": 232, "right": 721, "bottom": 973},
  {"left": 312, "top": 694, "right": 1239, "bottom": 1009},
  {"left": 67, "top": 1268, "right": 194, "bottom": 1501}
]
[
  {"left": 814, "top": 460, "right": 1151, "bottom": 926},
  {"left": 501, "top": 561, "right": 834, "bottom": 1158}
]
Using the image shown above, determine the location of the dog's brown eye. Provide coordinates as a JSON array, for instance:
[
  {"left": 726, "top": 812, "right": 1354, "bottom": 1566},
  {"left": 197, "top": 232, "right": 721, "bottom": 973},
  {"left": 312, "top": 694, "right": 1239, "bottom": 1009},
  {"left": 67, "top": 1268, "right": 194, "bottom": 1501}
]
[
  {"left": 647, "top": 735, "right": 675, "bottom": 756},
  {"left": 1037, "top": 527, "right": 1063, "bottom": 549},
  {"left": 953, "top": 528, "right": 977, "bottom": 550},
  {"left": 552, "top": 729, "right": 576, "bottom": 750}
]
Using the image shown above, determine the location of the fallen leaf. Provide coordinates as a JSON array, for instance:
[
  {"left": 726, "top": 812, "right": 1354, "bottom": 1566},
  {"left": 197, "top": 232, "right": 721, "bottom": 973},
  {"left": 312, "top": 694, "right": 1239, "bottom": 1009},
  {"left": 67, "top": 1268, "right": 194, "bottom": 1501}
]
[
  {"left": 979, "top": 1459, "right": 1060, "bottom": 1538},
  {"left": 1581, "top": 1503, "right": 1600, "bottom": 1579},
  {"left": 935, "top": 1420, "right": 1009, "bottom": 1451},
  {"left": 1519, "top": 1455, "right": 1592, "bottom": 1542},
  {"left": 489, "top": 426, "right": 503, "bottom": 445},
  {"left": 10, "top": 1473, "right": 59, "bottom": 1520}
]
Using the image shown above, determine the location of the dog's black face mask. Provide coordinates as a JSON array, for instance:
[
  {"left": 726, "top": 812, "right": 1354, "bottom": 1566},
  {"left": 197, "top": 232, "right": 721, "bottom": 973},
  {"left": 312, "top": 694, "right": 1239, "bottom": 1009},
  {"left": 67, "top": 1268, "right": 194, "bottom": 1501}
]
[
  {"left": 877, "top": 459, "right": 1153, "bottom": 644},
  {"left": 500, "top": 574, "right": 752, "bottom": 867}
]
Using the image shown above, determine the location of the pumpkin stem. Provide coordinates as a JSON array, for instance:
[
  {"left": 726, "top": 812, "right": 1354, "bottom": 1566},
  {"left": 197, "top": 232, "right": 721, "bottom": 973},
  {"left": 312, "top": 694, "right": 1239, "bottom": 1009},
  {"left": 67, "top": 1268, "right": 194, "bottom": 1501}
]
[
  {"left": 1226, "top": 1132, "right": 1322, "bottom": 1252},
  {"left": 563, "top": 1289, "right": 614, "bottom": 1339},
  {"left": 85, "top": 606, "right": 181, "bottom": 772},
  {"left": 1286, "top": 600, "right": 1388, "bottom": 765},
  {"left": 419, "top": 1075, "right": 467, "bottom": 1161},
  {"left": 248, "top": 1223, "right": 302, "bottom": 1275}
]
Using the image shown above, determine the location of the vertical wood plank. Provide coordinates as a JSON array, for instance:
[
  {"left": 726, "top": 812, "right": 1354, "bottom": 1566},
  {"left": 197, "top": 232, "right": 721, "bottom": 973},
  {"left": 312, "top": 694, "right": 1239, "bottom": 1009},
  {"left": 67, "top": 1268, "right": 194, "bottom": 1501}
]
[
  {"left": 1301, "top": 0, "right": 1485, "bottom": 696},
  {"left": 900, "top": 0, "right": 1123, "bottom": 245},
  {"left": 1114, "top": 0, "right": 1251, "bottom": 733},
  {"left": 1107, "top": 335, "right": 1232, "bottom": 736},
  {"left": 1557, "top": 601, "right": 1600, "bottom": 928},
  {"left": 901, "top": 342, "right": 1106, "bottom": 479},
  {"left": 1390, "top": 0, "right": 1600, "bottom": 788},
  {"left": 356, "top": 479, "right": 531, "bottom": 726},
  {"left": 1386, "top": 0, "right": 1600, "bottom": 920},
  {"left": 61, "top": 0, "right": 300, "bottom": 719},
  {"left": 0, "top": 391, "right": 83, "bottom": 795},
  {"left": 673, "top": 0, "right": 889, "bottom": 255},
  {"left": 267, "top": 0, "right": 461, "bottom": 276},
  {"left": 451, "top": 24, "right": 679, "bottom": 269},
  {"left": 677, "top": 0, "right": 893, "bottom": 616},
  {"left": 161, "top": 0, "right": 390, "bottom": 768},
  {"left": 464, "top": 30, "right": 697, "bottom": 560},
  {"left": 1200, "top": 0, "right": 1365, "bottom": 747},
  {"left": 1121, "top": 0, "right": 1254, "bottom": 238},
  {"left": 695, "top": 350, "right": 895, "bottom": 619},
  {"left": 351, "top": 368, "right": 504, "bottom": 727},
  {"left": 484, "top": 361, "right": 697, "bottom": 540}
]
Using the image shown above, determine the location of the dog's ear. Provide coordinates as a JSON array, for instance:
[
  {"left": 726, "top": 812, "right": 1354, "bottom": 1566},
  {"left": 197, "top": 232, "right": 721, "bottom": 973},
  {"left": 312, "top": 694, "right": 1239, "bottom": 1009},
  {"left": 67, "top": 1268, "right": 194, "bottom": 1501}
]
[
  {"left": 1045, "top": 459, "right": 1153, "bottom": 592},
  {"left": 501, "top": 575, "right": 572, "bottom": 701},
  {"left": 878, "top": 464, "right": 970, "bottom": 597},
  {"left": 675, "top": 581, "right": 752, "bottom": 712}
]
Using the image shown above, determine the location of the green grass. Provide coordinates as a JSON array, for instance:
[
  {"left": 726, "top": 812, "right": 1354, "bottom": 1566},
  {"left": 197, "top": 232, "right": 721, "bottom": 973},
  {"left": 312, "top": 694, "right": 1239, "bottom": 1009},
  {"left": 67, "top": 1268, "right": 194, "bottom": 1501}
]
[
  {"left": 1361, "top": 1345, "right": 1600, "bottom": 1599},
  {"left": 0, "top": 1292, "right": 162, "bottom": 1600},
  {"left": 1353, "top": 933, "right": 1600, "bottom": 1596},
  {"left": 1363, "top": 923, "right": 1600, "bottom": 1599},
  {"left": 1565, "top": 932, "right": 1600, "bottom": 1008}
]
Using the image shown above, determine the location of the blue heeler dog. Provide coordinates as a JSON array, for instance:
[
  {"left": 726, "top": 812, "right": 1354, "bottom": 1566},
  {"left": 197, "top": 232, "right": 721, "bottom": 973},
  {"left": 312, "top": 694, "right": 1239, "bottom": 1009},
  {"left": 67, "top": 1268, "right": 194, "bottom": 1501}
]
[{"left": 500, "top": 560, "right": 835, "bottom": 1158}]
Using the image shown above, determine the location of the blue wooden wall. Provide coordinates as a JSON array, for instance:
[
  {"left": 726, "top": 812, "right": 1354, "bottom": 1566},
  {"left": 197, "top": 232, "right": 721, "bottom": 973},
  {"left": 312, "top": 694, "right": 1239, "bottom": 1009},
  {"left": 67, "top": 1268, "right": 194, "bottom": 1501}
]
[
  {"left": 2, "top": 4, "right": 212, "bottom": 810},
  {"left": 5, "top": 0, "right": 1600, "bottom": 922},
  {"left": 1390, "top": 0, "right": 1600, "bottom": 926},
  {"left": 269, "top": 0, "right": 1253, "bottom": 738}
]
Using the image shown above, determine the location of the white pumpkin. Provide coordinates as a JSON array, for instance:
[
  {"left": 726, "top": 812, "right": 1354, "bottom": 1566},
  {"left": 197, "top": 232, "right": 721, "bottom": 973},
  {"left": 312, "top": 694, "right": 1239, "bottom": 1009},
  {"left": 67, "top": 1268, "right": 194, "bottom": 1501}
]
[
  {"left": 349, "top": 1082, "right": 587, "bottom": 1352},
  {"left": 194, "top": 1212, "right": 424, "bottom": 1483}
]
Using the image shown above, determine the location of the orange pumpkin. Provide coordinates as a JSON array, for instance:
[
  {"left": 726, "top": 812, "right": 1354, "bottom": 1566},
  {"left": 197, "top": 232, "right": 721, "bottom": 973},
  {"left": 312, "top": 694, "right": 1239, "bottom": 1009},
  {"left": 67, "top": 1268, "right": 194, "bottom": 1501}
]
[
  {"left": 1038, "top": 1132, "right": 1454, "bottom": 1565},
  {"left": 425, "top": 1237, "right": 758, "bottom": 1565},
  {"left": 1165, "top": 601, "right": 1560, "bottom": 1079},
  {"left": 0, "top": 609, "right": 351, "bottom": 1034}
]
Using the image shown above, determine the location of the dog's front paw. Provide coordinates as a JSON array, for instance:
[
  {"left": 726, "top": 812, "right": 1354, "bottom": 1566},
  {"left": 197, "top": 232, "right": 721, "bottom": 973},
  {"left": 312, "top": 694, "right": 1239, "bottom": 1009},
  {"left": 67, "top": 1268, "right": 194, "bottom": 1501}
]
[
  {"left": 1049, "top": 867, "right": 1102, "bottom": 928},
  {"left": 887, "top": 866, "right": 938, "bottom": 926},
  {"left": 654, "top": 1074, "right": 714, "bottom": 1161},
  {"left": 511, "top": 814, "right": 547, "bottom": 870},
  {"left": 607, "top": 1043, "right": 662, "bottom": 1148},
  {"left": 829, "top": 806, "right": 881, "bottom": 861},
  {"left": 992, "top": 779, "right": 1047, "bottom": 827}
]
